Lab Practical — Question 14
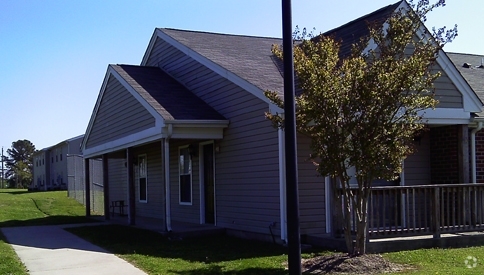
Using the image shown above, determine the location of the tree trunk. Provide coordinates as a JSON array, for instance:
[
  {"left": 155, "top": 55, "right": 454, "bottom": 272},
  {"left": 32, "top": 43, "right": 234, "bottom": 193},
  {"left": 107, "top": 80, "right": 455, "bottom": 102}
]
[
  {"left": 354, "top": 187, "right": 370, "bottom": 255},
  {"left": 342, "top": 191, "right": 353, "bottom": 254}
]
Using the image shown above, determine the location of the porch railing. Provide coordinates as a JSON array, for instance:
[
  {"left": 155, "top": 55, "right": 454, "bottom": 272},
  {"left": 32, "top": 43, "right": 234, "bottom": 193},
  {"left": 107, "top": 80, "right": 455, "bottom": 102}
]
[{"left": 335, "top": 184, "right": 484, "bottom": 238}]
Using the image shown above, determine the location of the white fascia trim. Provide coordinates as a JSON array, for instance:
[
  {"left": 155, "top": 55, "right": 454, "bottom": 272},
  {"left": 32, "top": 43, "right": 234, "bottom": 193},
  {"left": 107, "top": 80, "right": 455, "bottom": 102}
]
[
  {"left": 83, "top": 127, "right": 163, "bottom": 158},
  {"left": 141, "top": 29, "right": 159, "bottom": 66},
  {"left": 146, "top": 29, "right": 276, "bottom": 111},
  {"left": 109, "top": 66, "right": 165, "bottom": 128},
  {"left": 419, "top": 107, "right": 471, "bottom": 125},
  {"left": 81, "top": 68, "right": 112, "bottom": 151}
]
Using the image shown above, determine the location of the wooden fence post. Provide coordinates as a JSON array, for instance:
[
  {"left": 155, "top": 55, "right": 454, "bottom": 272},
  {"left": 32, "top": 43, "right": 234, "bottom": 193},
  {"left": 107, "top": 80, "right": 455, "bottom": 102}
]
[{"left": 433, "top": 187, "right": 441, "bottom": 239}]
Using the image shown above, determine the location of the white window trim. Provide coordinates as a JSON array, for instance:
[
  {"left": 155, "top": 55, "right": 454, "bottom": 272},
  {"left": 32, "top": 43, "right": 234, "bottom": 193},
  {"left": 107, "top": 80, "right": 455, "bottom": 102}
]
[
  {"left": 179, "top": 145, "right": 193, "bottom": 205},
  {"left": 138, "top": 154, "right": 148, "bottom": 203}
]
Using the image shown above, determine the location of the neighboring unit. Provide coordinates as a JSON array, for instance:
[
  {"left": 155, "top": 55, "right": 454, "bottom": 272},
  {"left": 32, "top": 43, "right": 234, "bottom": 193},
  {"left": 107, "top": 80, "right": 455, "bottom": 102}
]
[{"left": 32, "top": 135, "right": 84, "bottom": 191}]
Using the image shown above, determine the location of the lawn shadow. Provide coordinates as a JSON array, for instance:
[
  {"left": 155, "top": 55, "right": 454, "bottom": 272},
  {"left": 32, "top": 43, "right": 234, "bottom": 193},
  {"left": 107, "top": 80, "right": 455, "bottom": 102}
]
[
  {"left": 66, "top": 224, "right": 291, "bottom": 264},
  {"left": 0, "top": 190, "right": 32, "bottom": 195},
  {"left": 0, "top": 215, "right": 101, "bottom": 227}
]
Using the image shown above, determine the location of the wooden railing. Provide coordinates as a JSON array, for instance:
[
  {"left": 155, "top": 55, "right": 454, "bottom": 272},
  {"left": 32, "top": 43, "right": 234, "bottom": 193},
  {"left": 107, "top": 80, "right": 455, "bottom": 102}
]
[{"left": 335, "top": 184, "right": 484, "bottom": 239}]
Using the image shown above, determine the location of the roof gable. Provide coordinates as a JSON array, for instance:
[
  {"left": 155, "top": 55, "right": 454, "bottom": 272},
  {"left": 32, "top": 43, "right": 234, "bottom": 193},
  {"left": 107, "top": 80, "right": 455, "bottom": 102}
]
[
  {"left": 82, "top": 64, "right": 227, "bottom": 154},
  {"left": 322, "top": 1, "right": 401, "bottom": 58}
]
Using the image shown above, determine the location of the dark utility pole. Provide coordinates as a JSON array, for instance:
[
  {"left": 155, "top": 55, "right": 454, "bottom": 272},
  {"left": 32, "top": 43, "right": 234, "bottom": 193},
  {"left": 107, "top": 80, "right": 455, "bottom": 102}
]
[{"left": 282, "top": 0, "right": 302, "bottom": 274}]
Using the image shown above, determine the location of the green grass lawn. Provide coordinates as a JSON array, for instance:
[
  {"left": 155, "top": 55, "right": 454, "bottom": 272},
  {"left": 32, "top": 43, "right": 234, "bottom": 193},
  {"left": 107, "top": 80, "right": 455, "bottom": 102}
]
[
  {"left": 67, "top": 225, "right": 484, "bottom": 275},
  {"left": 383, "top": 247, "right": 484, "bottom": 274},
  {"left": 0, "top": 230, "right": 27, "bottom": 275},
  {"left": 0, "top": 188, "right": 94, "bottom": 274},
  {"left": 3, "top": 188, "right": 484, "bottom": 274},
  {"left": 0, "top": 188, "right": 94, "bottom": 227},
  {"left": 67, "top": 224, "right": 295, "bottom": 275}
]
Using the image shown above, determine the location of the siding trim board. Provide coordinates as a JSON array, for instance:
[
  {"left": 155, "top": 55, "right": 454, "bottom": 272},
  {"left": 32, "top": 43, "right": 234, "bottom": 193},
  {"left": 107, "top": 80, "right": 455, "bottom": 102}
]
[
  {"left": 419, "top": 107, "right": 472, "bottom": 125},
  {"left": 83, "top": 127, "right": 163, "bottom": 158}
]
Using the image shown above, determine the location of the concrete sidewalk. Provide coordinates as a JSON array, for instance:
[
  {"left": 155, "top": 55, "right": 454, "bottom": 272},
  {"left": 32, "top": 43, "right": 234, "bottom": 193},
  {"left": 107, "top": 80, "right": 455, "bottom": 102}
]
[{"left": 1, "top": 224, "right": 147, "bottom": 275}]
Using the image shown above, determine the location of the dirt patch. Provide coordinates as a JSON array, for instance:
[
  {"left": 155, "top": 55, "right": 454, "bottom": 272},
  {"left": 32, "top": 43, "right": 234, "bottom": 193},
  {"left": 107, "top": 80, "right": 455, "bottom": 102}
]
[{"left": 301, "top": 253, "right": 412, "bottom": 274}]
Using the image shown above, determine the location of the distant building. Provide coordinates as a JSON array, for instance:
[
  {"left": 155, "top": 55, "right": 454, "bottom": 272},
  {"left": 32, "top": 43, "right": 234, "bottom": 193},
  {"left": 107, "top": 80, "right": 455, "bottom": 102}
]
[{"left": 32, "top": 135, "right": 83, "bottom": 191}]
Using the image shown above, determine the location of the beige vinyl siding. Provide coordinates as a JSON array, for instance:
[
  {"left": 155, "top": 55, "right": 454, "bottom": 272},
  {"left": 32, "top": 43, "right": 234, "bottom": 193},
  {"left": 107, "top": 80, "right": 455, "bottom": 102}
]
[
  {"left": 169, "top": 140, "right": 201, "bottom": 224},
  {"left": 404, "top": 133, "right": 431, "bottom": 186},
  {"left": 297, "top": 133, "right": 326, "bottom": 235},
  {"left": 385, "top": 43, "right": 463, "bottom": 109},
  {"left": 86, "top": 75, "right": 156, "bottom": 149},
  {"left": 132, "top": 143, "right": 165, "bottom": 219},
  {"left": 148, "top": 37, "right": 281, "bottom": 236},
  {"left": 432, "top": 64, "right": 463, "bottom": 108}
]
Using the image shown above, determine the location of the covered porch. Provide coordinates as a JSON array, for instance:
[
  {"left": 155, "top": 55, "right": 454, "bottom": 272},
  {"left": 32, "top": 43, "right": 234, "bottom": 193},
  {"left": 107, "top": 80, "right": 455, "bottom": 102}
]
[
  {"left": 307, "top": 183, "right": 484, "bottom": 253},
  {"left": 81, "top": 64, "right": 228, "bottom": 234}
]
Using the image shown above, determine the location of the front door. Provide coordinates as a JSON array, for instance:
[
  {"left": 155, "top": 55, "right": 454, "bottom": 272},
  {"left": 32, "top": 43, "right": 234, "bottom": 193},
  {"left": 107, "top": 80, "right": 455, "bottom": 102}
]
[{"left": 202, "top": 143, "right": 215, "bottom": 224}]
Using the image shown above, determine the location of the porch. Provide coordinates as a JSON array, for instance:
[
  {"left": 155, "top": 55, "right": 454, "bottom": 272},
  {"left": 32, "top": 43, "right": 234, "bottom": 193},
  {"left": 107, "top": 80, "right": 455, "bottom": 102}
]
[
  {"left": 97, "top": 214, "right": 225, "bottom": 239},
  {"left": 307, "top": 184, "right": 484, "bottom": 253}
]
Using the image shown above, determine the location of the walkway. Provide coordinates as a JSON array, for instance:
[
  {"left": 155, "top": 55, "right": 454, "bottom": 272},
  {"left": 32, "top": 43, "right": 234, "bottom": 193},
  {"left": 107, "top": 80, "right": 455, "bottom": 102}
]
[{"left": 1, "top": 224, "right": 147, "bottom": 275}]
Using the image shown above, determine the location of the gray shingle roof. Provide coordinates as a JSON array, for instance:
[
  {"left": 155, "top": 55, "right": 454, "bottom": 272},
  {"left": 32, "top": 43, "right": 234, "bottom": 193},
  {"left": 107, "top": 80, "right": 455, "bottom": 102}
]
[
  {"left": 447, "top": 52, "right": 484, "bottom": 104},
  {"left": 158, "top": 3, "right": 401, "bottom": 96},
  {"left": 111, "top": 65, "right": 226, "bottom": 121},
  {"left": 322, "top": 1, "right": 401, "bottom": 58},
  {"left": 160, "top": 28, "right": 284, "bottom": 95}
]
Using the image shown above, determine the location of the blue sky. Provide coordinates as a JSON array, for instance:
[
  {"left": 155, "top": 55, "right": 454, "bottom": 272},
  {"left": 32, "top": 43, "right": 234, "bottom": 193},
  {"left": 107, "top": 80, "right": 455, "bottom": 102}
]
[{"left": 0, "top": 0, "right": 482, "bottom": 151}]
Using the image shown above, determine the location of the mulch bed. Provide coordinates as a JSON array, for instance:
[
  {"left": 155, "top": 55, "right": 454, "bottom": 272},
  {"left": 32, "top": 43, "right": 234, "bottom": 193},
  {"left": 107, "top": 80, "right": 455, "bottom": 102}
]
[{"left": 301, "top": 253, "right": 412, "bottom": 274}]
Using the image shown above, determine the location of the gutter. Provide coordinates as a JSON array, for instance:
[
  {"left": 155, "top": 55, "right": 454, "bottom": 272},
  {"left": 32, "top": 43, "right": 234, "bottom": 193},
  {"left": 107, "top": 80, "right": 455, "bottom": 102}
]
[
  {"left": 471, "top": 121, "right": 483, "bottom": 183},
  {"left": 164, "top": 124, "right": 173, "bottom": 231}
]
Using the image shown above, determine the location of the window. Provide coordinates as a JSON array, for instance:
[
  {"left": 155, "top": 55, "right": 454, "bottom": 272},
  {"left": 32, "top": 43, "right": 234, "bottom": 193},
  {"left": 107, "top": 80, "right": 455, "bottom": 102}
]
[
  {"left": 51, "top": 157, "right": 54, "bottom": 163},
  {"left": 179, "top": 146, "right": 192, "bottom": 204},
  {"left": 42, "top": 159, "right": 44, "bottom": 165},
  {"left": 138, "top": 155, "right": 147, "bottom": 202},
  {"left": 56, "top": 155, "right": 58, "bottom": 162},
  {"left": 60, "top": 154, "right": 63, "bottom": 161}
]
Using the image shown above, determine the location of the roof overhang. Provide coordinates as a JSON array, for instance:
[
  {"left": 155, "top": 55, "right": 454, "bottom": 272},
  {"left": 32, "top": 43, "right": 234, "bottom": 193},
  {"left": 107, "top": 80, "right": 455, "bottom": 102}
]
[
  {"left": 419, "top": 107, "right": 472, "bottom": 125},
  {"left": 82, "top": 120, "right": 229, "bottom": 158}
]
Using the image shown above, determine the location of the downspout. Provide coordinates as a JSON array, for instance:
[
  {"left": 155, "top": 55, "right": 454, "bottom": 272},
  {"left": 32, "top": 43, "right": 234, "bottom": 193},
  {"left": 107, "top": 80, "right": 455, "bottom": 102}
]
[
  {"left": 471, "top": 121, "right": 483, "bottom": 183},
  {"left": 278, "top": 128, "right": 287, "bottom": 243},
  {"left": 165, "top": 124, "right": 173, "bottom": 231}
]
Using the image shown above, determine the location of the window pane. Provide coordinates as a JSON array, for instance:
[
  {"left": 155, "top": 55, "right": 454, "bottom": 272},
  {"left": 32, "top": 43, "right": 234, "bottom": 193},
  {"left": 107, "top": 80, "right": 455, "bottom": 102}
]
[
  {"left": 180, "top": 174, "right": 191, "bottom": 203},
  {"left": 139, "top": 156, "right": 146, "bottom": 178},
  {"left": 179, "top": 148, "right": 191, "bottom": 174},
  {"left": 139, "top": 178, "right": 147, "bottom": 201}
]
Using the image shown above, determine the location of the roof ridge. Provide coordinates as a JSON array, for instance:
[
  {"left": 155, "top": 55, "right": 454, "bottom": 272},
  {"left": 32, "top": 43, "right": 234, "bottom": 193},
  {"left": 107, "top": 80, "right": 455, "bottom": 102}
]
[
  {"left": 323, "top": 1, "right": 401, "bottom": 35},
  {"left": 159, "top": 28, "right": 282, "bottom": 40}
]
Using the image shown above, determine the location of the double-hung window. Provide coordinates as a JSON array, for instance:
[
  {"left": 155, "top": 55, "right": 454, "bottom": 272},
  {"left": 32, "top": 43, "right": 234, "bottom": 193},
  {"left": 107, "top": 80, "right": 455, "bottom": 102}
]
[
  {"left": 179, "top": 146, "right": 192, "bottom": 204},
  {"left": 138, "top": 155, "right": 147, "bottom": 202}
]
